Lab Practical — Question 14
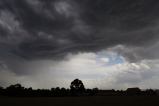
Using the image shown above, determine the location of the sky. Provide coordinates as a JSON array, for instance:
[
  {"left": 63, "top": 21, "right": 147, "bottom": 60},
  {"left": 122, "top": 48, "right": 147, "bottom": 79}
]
[{"left": 1, "top": 0, "right": 159, "bottom": 89}]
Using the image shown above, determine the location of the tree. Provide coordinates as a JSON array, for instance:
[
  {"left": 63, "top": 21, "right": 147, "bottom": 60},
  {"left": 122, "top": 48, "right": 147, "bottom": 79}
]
[
  {"left": 70, "top": 79, "right": 85, "bottom": 96},
  {"left": 6, "top": 84, "right": 25, "bottom": 96}
]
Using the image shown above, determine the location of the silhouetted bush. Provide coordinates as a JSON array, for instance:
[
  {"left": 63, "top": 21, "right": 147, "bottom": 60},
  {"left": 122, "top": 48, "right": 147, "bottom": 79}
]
[{"left": 145, "top": 89, "right": 157, "bottom": 96}]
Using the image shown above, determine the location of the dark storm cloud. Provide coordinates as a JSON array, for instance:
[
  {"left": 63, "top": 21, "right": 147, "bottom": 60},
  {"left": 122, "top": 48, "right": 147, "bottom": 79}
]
[{"left": 0, "top": 0, "right": 159, "bottom": 61}]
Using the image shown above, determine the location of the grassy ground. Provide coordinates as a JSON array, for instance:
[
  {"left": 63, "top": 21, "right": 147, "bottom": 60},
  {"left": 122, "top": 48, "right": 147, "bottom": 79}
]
[{"left": 0, "top": 96, "right": 159, "bottom": 106}]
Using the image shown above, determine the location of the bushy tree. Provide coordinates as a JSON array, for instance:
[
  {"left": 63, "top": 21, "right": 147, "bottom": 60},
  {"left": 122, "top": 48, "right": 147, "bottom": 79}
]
[
  {"left": 6, "top": 84, "right": 25, "bottom": 96},
  {"left": 70, "top": 79, "right": 85, "bottom": 96}
]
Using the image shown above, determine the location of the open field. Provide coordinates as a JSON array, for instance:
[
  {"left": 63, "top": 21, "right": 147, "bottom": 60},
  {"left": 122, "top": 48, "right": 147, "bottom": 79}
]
[{"left": 0, "top": 96, "right": 159, "bottom": 106}]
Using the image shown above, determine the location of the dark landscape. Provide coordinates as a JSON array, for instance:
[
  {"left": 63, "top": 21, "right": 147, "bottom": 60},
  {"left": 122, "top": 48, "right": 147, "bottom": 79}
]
[
  {"left": 0, "top": 79, "right": 159, "bottom": 106},
  {"left": 1, "top": 0, "right": 159, "bottom": 106}
]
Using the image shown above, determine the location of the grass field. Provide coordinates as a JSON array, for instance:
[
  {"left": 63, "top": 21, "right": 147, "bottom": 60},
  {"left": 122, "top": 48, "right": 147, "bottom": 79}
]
[{"left": 0, "top": 96, "right": 159, "bottom": 106}]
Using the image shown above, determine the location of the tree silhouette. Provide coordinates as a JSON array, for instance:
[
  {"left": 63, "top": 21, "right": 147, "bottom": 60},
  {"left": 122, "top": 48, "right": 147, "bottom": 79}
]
[
  {"left": 70, "top": 79, "right": 85, "bottom": 96},
  {"left": 6, "top": 84, "right": 25, "bottom": 96},
  {"left": 0, "top": 83, "right": 157, "bottom": 97}
]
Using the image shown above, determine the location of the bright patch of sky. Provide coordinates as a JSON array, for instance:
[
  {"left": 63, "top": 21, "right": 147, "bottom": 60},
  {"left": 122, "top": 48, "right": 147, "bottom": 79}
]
[{"left": 97, "top": 51, "right": 125, "bottom": 66}]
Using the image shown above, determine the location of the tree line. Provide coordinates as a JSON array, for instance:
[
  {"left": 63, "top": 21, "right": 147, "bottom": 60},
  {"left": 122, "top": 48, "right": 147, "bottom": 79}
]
[
  {"left": 0, "top": 79, "right": 158, "bottom": 97},
  {"left": 0, "top": 79, "right": 98, "bottom": 97}
]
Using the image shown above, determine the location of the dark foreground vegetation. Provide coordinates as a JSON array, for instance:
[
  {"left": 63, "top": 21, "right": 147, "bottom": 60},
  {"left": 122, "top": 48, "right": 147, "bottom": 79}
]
[{"left": 0, "top": 79, "right": 159, "bottom": 97}]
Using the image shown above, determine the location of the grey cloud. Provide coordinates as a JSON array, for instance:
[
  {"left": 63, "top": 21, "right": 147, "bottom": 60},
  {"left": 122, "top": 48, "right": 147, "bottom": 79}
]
[
  {"left": 0, "top": 0, "right": 159, "bottom": 62},
  {"left": 1, "top": 0, "right": 159, "bottom": 88}
]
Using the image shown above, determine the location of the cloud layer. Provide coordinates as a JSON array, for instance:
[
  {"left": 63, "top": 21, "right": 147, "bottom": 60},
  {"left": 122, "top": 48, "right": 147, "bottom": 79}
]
[
  {"left": 0, "top": 0, "right": 159, "bottom": 61},
  {"left": 1, "top": 0, "right": 159, "bottom": 88}
]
